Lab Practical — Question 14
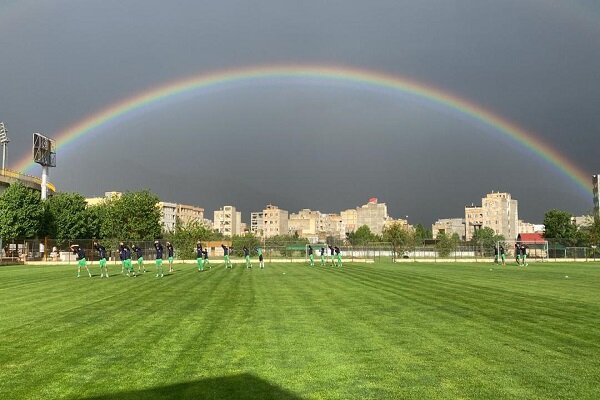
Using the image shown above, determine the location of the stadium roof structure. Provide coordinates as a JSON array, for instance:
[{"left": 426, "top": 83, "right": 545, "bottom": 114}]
[{"left": 517, "top": 233, "right": 545, "bottom": 243}]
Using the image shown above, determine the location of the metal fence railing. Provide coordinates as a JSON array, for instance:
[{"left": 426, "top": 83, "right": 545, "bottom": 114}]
[{"left": 1, "top": 238, "right": 599, "bottom": 264}]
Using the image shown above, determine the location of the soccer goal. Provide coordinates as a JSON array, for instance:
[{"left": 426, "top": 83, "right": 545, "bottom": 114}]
[{"left": 496, "top": 239, "right": 549, "bottom": 263}]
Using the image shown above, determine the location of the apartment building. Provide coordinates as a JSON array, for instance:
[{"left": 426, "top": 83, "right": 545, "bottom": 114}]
[{"left": 465, "top": 192, "right": 518, "bottom": 241}]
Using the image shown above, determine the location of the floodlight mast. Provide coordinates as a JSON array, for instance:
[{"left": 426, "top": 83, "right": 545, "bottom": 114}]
[
  {"left": 41, "top": 166, "right": 49, "bottom": 200},
  {"left": 0, "top": 122, "right": 9, "bottom": 171},
  {"left": 32, "top": 132, "right": 56, "bottom": 200}
]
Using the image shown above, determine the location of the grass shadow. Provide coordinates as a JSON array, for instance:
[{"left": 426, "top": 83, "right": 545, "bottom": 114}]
[{"left": 78, "top": 373, "right": 303, "bottom": 400}]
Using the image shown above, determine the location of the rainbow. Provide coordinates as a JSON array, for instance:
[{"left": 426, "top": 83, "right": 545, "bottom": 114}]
[{"left": 15, "top": 64, "right": 591, "bottom": 195}]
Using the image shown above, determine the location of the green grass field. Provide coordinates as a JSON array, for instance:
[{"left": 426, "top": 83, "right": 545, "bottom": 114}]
[{"left": 1, "top": 261, "right": 600, "bottom": 399}]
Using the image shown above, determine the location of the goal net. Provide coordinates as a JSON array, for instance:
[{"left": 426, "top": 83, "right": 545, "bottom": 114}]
[{"left": 496, "top": 239, "right": 549, "bottom": 263}]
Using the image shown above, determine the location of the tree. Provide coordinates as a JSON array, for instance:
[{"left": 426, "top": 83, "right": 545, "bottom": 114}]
[
  {"left": 543, "top": 209, "right": 578, "bottom": 245},
  {"left": 85, "top": 203, "right": 106, "bottom": 240},
  {"left": 0, "top": 182, "right": 44, "bottom": 239},
  {"left": 414, "top": 224, "right": 432, "bottom": 241},
  {"left": 43, "top": 193, "right": 90, "bottom": 242},
  {"left": 382, "top": 223, "right": 414, "bottom": 258},
  {"left": 164, "top": 219, "right": 222, "bottom": 259},
  {"left": 435, "top": 233, "right": 455, "bottom": 257},
  {"left": 472, "top": 227, "right": 505, "bottom": 254},
  {"left": 231, "top": 233, "right": 261, "bottom": 257},
  {"left": 346, "top": 225, "right": 378, "bottom": 245},
  {"left": 101, "top": 191, "right": 162, "bottom": 240}
]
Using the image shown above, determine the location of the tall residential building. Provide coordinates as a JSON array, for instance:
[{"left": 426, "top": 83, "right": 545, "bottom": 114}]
[
  {"left": 356, "top": 198, "right": 389, "bottom": 235},
  {"left": 176, "top": 204, "right": 204, "bottom": 226},
  {"left": 214, "top": 206, "right": 242, "bottom": 237},
  {"left": 262, "top": 204, "right": 289, "bottom": 238},
  {"left": 465, "top": 192, "right": 518, "bottom": 241},
  {"left": 159, "top": 202, "right": 178, "bottom": 232},
  {"left": 341, "top": 209, "right": 358, "bottom": 233},
  {"left": 288, "top": 209, "right": 346, "bottom": 242},
  {"left": 432, "top": 218, "right": 465, "bottom": 240},
  {"left": 250, "top": 212, "right": 264, "bottom": 236},
  {"left": 289, "top": 209, "right": 322, "bottom": 240},
  {"left": 594, "top": 174, "right": 599, "bottom": 220},
  {"left": 324, "top": 213, "right": 345, "bottom": 239}
]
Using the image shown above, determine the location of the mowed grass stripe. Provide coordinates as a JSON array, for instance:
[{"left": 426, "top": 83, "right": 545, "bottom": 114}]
[
  {"left": 336, "top": 264, "right": 600, "bottom": 399},
  {"left": 343, "top": 264, "right": 600, "bottom": 363},
  {"left": 1, "top": 262, "right": 600, "bottom": 399},
  {"left": 12, "top": 265, "right": 230, "bottom": 398}
]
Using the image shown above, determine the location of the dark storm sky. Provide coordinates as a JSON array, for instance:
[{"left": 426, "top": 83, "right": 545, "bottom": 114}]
[{"left": 1, "top": 0, "right": 599, "bottom": 226}]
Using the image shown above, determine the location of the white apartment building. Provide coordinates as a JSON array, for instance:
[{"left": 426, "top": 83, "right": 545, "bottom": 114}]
[
  {"left": 341, "top": 209, "right": 358, "bottom": 233},
  {"left": 214, "top": 206, "right": 242, "bottom": 237},
  {"left": 289, "top": 209, "right": 321, "bottom": 240},
  {"left": 324, "top": 213, "right": 345, "bottom": 240},
  {"left": 465, "top": 192, "right": 518, "bottom": 241},
  {"left": 176, "top": 204, "right": 204, "bottom": 226},
  {"left": 250, "top": 212, "right": 264, "bottom": 236},
  {"left": 356, "top": 198, "right": 389, "bottom": 235},
  {"left": 159, "top": 202, "right": 178, "bottom": 232},
  {"left": 262, "top": 204, "right": 289, "bottom": 238},
  {"left": 288, "top": 210, "right": 346, "bottom": 242},
  {"left": 432, "top": 218, "right": 465, "bottom": 239}
]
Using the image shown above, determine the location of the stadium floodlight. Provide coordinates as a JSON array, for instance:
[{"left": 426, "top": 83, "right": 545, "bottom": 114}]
[
  {"left": 32, "top": 132, "right": 56, "bottom": 200},
  {"left": 0, "top": 122, "right": 8, "bottom": 143},
  {"left": 0, "top": 122, "right": 8, "bottom": 171}
]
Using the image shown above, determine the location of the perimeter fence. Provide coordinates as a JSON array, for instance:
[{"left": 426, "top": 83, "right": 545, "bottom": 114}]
[{"left": 1, "top": 238, "right": 599, "bottom": 264}]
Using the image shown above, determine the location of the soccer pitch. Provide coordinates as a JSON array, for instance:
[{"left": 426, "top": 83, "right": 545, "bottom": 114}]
[{"left": 1, "top": 262, "right": 599, "bottom": 399}]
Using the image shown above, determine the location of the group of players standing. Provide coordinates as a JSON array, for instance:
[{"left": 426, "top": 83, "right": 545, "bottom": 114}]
[
  {"left": 493, "top": 243, "right": 529, "bottom": 267},
  {"left": 70, "top": 240, "right": 175, "bottom": 278},
  {"left": 69, "top": 241, "right": 267, "bottom": 278},
  {"left": 69, "top": 241, "right": 341, "bottom": 278},
  {"left": 307, "top": 245, "right": 342, "bottom": 267}
]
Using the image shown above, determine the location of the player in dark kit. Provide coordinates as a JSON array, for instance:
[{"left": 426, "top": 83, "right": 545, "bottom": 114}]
[
  {"left": 494, "top": 245, "right": 499, "bottom": 264},
  {"left": 122, "top": 244, "right": 136, "bottom": 277},
  {"left": 202, "top": 248, "right": 210, "bottom": 269},
  {"left": 499, "top": 245, "right": 506, "bottom": 266},
  {"left": 515, "top": 243, "right": 521, "bottom": 265},
  {"left": 93, "top": 241, "right": 109, "bottom": 278},
  {"left": 222, "top": 244, "right": 233, "bottom": 269},
  {"left": 320, "top": 247, "right": 326, "bottom": 266},
  {"left": 520, "top": 244, "right": 528, "bottom": 267},
  {"left": 166, "top": 241, "right": 174, "bottom": 273},
  {"left": 243, "top": 246, "right": 252, "bottom": 269},
  {"left": 196, "top": 241, "right": 204, "bottom": 271},
  {"left": 308, "top": 245, "right": 315, "bottom": 267},
  {"left": 132, "top": 244, "right": 146, "bottom": 273},
  {"left": 70, "top": 244, "right": 91, "bottom": 278},
  {"left": 334, "top": 246, "right": 342, "bottom": 267},
  {"left": 154, "top": 240, "right": 164, "bottom": 277},
  {"left": 119, "top": 242, "right": 125, "bottom": 273},
  {"left": 328, "top": 245, "right": 335, "bottom": 266}
]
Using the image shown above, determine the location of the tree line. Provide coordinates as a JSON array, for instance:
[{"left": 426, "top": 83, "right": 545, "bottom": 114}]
[{"left": 1, "top": 182, "right": 599, "bottom": 255}]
